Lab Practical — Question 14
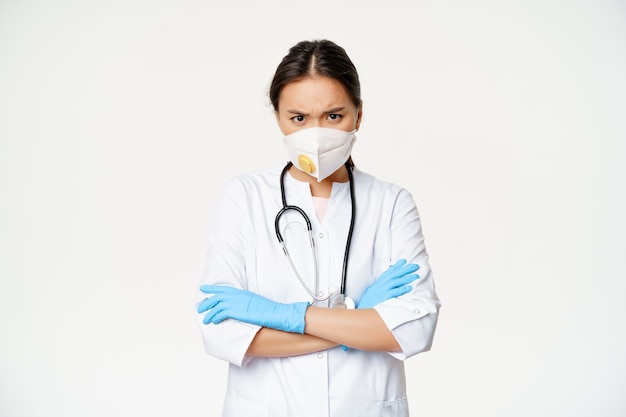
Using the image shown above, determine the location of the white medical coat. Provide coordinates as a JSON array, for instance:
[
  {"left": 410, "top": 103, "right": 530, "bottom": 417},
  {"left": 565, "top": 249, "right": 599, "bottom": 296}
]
[{"left": 195, "top": 165, "right": 440, "bottom": 417}]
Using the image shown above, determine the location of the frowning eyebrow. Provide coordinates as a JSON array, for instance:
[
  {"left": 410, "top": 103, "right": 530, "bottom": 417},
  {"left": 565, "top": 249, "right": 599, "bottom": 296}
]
[{"left": 286, "top": 107, "right": 346, "bottom": 115}]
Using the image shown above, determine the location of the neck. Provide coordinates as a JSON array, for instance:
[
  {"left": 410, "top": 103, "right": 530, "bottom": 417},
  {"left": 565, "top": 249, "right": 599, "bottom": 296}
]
[{"left": 288, "top": 165, "right": 349, "bottom": 198}]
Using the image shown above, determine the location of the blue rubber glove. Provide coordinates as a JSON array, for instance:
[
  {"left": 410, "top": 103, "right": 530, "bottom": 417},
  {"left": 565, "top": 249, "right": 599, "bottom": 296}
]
[
  {"left": 357, "top": 259, "right": 420, "bottom": 309},
  {"left": 197, "top": 285, "right": 309, "bottom": 334},
  {"left": 341, "top": 259, "right": 420, "bottom": 352}
]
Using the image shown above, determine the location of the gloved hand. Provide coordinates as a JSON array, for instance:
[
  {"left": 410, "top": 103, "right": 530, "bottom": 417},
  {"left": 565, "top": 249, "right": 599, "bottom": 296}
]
[
  {"left": 197, "top": 285, "right": 309, "bottom": 334},
  {"left": 357, "top": 259, "right": 420, "bottom": 309},
  {"left": 340, "top": 259, "right": 420, "bottom": 352}
]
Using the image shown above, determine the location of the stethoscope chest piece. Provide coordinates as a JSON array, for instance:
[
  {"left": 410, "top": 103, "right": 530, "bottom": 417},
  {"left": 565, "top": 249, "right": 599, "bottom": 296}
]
[{"left": 330, "top": 293, "right": 355, "bottom": 309}]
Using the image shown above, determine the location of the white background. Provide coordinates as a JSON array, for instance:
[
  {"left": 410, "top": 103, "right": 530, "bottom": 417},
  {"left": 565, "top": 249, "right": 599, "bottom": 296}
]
[{"left": 1, "top": 1, "right": 625, "bottom": 416}]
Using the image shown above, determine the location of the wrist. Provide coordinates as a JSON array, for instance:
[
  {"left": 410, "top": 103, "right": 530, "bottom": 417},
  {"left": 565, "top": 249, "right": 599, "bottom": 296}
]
[{"left": 275, "top": 301, "right": 309, "bottom": 334}]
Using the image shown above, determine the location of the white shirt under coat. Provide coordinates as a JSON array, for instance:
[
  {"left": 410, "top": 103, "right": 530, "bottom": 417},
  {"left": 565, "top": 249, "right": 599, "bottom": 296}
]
[{"left": 195, "top": 164, "right": 441, "bottom": 417}]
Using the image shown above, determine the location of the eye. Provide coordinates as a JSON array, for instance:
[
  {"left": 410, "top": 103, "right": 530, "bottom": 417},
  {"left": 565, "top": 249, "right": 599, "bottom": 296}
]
[
  {"left": 290, "top": 115, "right": 305, "bottom": 124},
  {"left": 327, "top": 114, "right": 342, "bottom": 121}
]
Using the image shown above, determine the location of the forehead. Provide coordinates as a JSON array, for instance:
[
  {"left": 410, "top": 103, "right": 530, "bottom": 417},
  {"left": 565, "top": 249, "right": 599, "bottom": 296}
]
[{"left": 279, "top": 76, "right": 353, "bottom": 111}]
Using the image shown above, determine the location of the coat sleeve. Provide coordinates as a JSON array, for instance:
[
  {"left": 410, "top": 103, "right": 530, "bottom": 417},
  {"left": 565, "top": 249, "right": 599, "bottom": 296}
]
[
  {"left": 194, "top": 176, "right": 261, "bottom": 367},
  {"left": 373, "top": 188, "right": 441, "bottom": 360}
]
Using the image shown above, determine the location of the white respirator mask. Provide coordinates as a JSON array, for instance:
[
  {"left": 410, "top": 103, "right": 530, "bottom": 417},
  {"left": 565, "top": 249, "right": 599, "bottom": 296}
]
[{"left": 283, "top": 127, "right": 357, "bottom": 182}]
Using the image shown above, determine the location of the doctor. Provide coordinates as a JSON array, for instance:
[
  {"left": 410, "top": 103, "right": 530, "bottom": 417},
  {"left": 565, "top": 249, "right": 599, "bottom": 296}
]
[{"left": 195, "top": 39, "right": 440, "bottom": 417}]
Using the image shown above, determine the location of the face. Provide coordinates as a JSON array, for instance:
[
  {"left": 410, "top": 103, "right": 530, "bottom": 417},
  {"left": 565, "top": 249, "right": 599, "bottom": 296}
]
[{"left": 275, "top": 76, "right": 362, "bottom": 136}]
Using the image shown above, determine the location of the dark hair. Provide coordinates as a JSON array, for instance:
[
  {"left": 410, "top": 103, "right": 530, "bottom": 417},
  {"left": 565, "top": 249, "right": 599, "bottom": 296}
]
[{"left": 269, "top": 40, "right": 361, "bottom": 111}]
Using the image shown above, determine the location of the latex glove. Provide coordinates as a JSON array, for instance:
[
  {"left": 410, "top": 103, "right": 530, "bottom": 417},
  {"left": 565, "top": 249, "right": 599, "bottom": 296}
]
[
  {"left": 197, "top": 285, "right": 309, "bottom": 334},
  {"left": 357, "top": 259, "right": 420, "bottom": 309},
  {"left": 341, "top": 259, "right": 420, "bottom": 352}
]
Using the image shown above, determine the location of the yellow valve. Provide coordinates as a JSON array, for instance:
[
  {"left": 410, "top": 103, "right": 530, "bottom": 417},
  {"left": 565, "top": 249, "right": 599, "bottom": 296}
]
[{"left": 298, "top": 155, "right": 316, "bottom": 174}]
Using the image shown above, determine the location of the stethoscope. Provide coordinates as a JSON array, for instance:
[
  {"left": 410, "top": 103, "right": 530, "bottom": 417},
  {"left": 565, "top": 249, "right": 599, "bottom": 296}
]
[{"left": 274, "top": 161, "right": 356, "bottom": 309}]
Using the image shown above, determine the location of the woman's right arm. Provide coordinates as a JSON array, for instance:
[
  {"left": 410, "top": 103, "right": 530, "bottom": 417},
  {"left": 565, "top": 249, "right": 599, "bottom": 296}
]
[
  {"left": 247, "top": 328, "right": 337, "bottom": 357},
  {"left": 197, "top": 175, "right": 337, "bottom": 363}
]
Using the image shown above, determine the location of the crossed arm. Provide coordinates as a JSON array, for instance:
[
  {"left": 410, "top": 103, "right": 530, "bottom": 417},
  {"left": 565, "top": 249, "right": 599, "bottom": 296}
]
[
  {"left": 198, "top": 260, "right": 419, "bottom": 358},
  {"left": 247, "top": 307, "right": 400, "bottom": 357}
]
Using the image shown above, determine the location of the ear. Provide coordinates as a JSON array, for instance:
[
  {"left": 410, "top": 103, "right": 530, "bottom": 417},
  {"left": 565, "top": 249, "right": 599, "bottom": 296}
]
[{"left": 355, "top": 101, "right": 363, "bottom": 131}]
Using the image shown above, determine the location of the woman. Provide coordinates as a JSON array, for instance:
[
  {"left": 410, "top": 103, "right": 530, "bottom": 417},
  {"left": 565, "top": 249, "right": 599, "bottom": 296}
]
[{"left": 195, "top": 39, "right": 440, "bottom": 417}]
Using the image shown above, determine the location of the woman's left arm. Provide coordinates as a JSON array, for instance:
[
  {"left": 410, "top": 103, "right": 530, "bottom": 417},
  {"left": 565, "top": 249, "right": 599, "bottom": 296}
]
[
  {"left": 370, "top": 188, "right": 441, "bottom": 359},
  {"left": 304, "top": 187, "right": 441, "bottom": 354}
]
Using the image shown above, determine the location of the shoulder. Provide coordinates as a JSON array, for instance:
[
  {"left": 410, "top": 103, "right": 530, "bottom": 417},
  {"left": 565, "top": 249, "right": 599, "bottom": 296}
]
[
  {"left": 352, "top": 167, "right": 420, "bottom": 218},
  {"left": 353, "top": 167, "right": 410, "bottom": 198},
  {"left": 222, "top": 165, "right": 285, "bottom": 194},
  {"left": 352, "top": 168, "right": 424, "bottom": 231}
]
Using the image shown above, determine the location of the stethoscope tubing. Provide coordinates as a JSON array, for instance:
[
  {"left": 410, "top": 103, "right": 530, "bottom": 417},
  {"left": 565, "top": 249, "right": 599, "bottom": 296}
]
[
  {"left": 342, "top": 164, "right": 355, "bottom": 295},
  {"left": 274, "top": 161, "right": 355, "bottom": 302}
]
